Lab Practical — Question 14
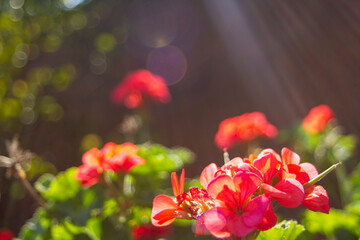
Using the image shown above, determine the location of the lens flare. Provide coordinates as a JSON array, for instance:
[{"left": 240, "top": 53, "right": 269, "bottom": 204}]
[{"left": 146, "top": 45, "right": 187, "bottom": 85}]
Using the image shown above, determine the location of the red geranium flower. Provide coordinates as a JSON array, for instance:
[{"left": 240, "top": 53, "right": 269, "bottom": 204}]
[
  {"left": 215, "top": 112, "right": 277, "bottom": 150},
  {"left": 75, "top": 142, "right": 145, "bottom": 186},
  {"left": 151, "top": 169, "right": 214, "bottom": 236},
  {"left": 0, "top": 229, "right": 13, "bottom": 240},
  {"left": 302, "top": 105, "right": 335, "bottom": 134},
  {"left": 75, "top": 148, "right": 104, "bottom": 187},
  {"left": 132, "top": 225, "right": 172, "bottom": 240},
  {"left": 111, "top": 69, "right": 171, "bottom": 109},
  {"left": 102, "top": 142, "right": 145, "bottom": 172},
  {"left": 151, "top": 169, "right": 191, "bottom": 226},
  {"left": 204, "top": 171, "right": 272, "bottom": 238},
  {"left": 253, "top": 148, "right": 329, "bottom": 213}
]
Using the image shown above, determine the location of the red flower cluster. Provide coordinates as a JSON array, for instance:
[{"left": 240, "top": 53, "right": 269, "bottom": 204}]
[
  {"left": 151, "top": 148, "right": 330, "bottom": 239},
  {"left": 111, "top": 69, "right": 171, "bottom": 109},
  {"left": 215, "top": 112, "right": 277, "bottom": 150},
  {"left": 302, "top": 105, "right": 335, "bottom": 134},
  {"left": 0, "top": 229, "right": 13, "bottom": 240},
  {"left": 75, "top": 142, "right": 145, "bottom": 186},
  {"left": 132, "top": 225, "right": 172, "bottom": 240}
]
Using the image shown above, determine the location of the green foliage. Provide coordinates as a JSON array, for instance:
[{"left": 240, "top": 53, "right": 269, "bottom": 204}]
[
  {"left": 18, "top": 208, "right": 52, "bottom": 240},
  {"left": 257, "top": 220, "right": 305, "bottom": 240},
  {"left": 35, "top": 167, "right": 80, "bottom": 202},
  {"left": 134, "top": 144, "right": 193, "bottom": 175},
  {"left": 351, "top": 163, "right": 360, "bottom": 202},
  {"left": 303, "top": 207, "right": 360, "bottom": 238},
  {"left": 18, "top": 143, "right": 194, "bottom": 239}
]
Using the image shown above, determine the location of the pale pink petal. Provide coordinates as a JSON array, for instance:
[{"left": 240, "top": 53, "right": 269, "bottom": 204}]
[
  {"left": 281, "top": 147, "right": 300, "bottom": 165},
  {"left": 300, "top": 162, "right": 319, "bottom": 180},
  {"left": 222, "top": 157, "right": 243, "bottom": 169},
  {"left": 200, "top": 163, "right": 218, "bottom": 188},
  {"left": 242, "top": 195, "right": 271, "bottom": 228},
  {"left": 226, "top": 210, "right": 255, "bottom": 237},
  {"left": 263, "top": 179, "right": 304, "bottom": 208},
  {"left": 194, "top": 214, "right": 208, "bottom": 236},
  {"left": 204, "top": 208, "right": 231, "bottom": 238},
  {"left": 303, "top": 185, "right": 329, "bottom": 214}
]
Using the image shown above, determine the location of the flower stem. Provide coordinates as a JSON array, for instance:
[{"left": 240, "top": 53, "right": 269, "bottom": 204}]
[
  {"left": 304, "top": 162, "right": 341, "bottom": 188},
  {"left": 14, "top": 163, "right": 51, "bottom": 214},
  {"left": 103, "top": 175, "right": 122, "bottom": 209},
  {"left": 223, "top": 150, "right": 230, "bottom": 164}
]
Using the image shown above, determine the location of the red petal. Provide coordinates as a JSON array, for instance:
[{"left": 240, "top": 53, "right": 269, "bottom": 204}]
[
  {"left": 300, "top": 163, "right": 319, "bottom": 180},
  {"left": 179, "top": 169, "right": 185, "bottom": 195},
  {"left": 82, "top": 148, "right": 103, "bottom": 165},
  {"left": 286, "top": 164, "right": 310, "bottom": 184},
  {"left": 207, "top": 175, "right": 237, "bottom": 208},
  {"left": 242, "top": 195, "right": 271, "bottom": 228},
  {"left": 200, "top": 163, "right": 217, "bottom": 188},
  {"left": 123, "top": 155, "right": 145, "bottom": 172},
  {"left": 119, "top": 142, "right": 138, "bottom": 155},
  {"left": 233, "top": 171, "right": 262, "bottom": 206},
  {"left": 171, "top": 172, "right": 180, "bottom": 197},
  {"left": 303, "top": 185, "right": 329, "bottom": 213},
  {"left": 237, "top": 163, "right": 263, "bottom": 179},
  {"left": 257, "top": 148, "right": 281, "bottom": 162},
  {"left": 151, "top": 195, "right": 177, "bottom": 226},
  {"left": 256, "top": 203, "right": 277, "bottom": 231},
  {"left": 281, "top": 147, "right": 300, "bottom": 165},
  {"left": 263, "top": 179, "right": 304, "bottom": 208},
  {"left": 253, "top": 153, "right": 279, "bottom": 183}
]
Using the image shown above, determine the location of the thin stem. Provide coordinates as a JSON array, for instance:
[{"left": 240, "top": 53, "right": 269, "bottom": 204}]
[
  {"left": 224, "top": 150, "right": 230, "bottom": 164},
  {"left": 14, "top": 163, "right": 51, "bottom": 214},
  {"left": 304, "top": 162, "right": 341, "bottom": 188},
  {"left": 103, "top": 175, "right": 122, "bottom": 209}
]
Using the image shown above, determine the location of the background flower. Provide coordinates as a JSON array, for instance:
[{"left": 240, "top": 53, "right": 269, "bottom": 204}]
[
  {"left": 111, "top": 70, "right": 171, "bottom": 109},
  {"left": 302, "top": 105, "right": 335, "bottom": 134}
]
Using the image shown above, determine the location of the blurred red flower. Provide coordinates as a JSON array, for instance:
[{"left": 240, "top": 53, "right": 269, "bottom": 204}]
[
  {"left": 0, "top": 229, "right": 13, "bottom": 240},
  {"left": 215, "top": 112, "right": 277, "bottom": 149},
  {"left": 132, "top": 225, "right": 172, "bottom": 240},
  {"left": 302, "top": 105, "right": 335, "bottom": 134},
  {"left": 75, "top": 142, "right": 145, "bottom": 186},
  {"left": 111, "top": 69, "right": 171, "bottom": 109}
]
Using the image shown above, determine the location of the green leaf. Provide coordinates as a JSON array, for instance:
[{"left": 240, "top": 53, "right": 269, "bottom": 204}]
[
  {"left": 84, "top": 218, "right": 102, "bottom": 240},
  {"left": 51, "top": 224, "right": 73, "bottom": 240},
  {"left": 35, "top": 167, "right": 81, "bottom": 202},
  {"left": 257, "top": 220, "right": 305, "bottom": 240},
  {"left": 50, "top": 185, "right": 105, "bottom": 226},
  {"left": 303, "top": 208, "right": 360, "bottom": 237},
  {"left": 103, "top": 199, "right": 119, "bottom": 217},
  {"left": 18, "top": 208, "right": 52, "bottom": 240},
  {"left": 133, "top": 144, "right": 194, "bottom": 175}
]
